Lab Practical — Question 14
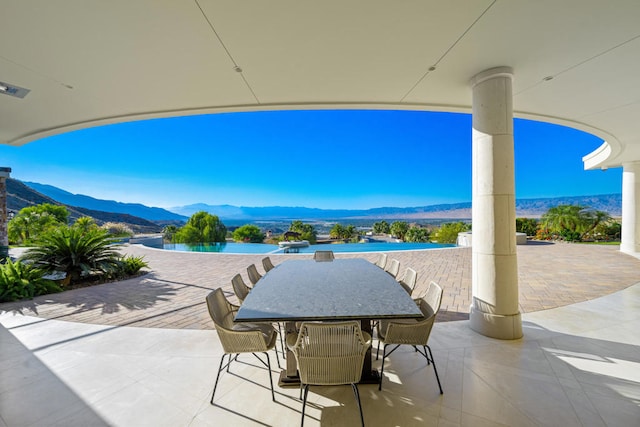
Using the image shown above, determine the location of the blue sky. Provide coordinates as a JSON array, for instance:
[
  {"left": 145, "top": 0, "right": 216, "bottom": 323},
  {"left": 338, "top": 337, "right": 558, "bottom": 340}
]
[{"left": 0, "top": 110, "right": 622, "bottom": 210}]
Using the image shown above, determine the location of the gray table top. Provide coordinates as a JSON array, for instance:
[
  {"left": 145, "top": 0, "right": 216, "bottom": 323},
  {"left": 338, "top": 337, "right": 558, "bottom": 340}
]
[{"left": 235, "top": 258, "right": 422, "bottom": 322}]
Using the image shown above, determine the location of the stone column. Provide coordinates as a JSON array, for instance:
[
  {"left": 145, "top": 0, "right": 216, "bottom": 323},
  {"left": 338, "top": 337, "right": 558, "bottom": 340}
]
[
  {"left": 469, "top": 67, "right": 522, "bottom": 340},
  {"left": 621, "top": 162, "right": 640, "bottom": 256},
  {"left": 0, "top": 167, "right": 11, "bottom": 260}
]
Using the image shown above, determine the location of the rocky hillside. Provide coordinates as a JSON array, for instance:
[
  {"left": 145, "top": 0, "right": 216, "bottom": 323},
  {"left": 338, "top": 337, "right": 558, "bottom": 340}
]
[{"left": 7, "top": 178, "right": 163, "bottom": 233}]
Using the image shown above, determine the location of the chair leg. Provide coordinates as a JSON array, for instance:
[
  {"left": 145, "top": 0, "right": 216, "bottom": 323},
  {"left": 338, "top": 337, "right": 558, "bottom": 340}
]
[
  {"left": 273, "top": 338, "right": 282, "bottom": 370},
  {"left": 379, "top": 344, "right": 387, "bottom": 391},
  {"left": 351, "top": 383, "right": 365, "bottom": 427},
  {"left": 265, "top": 352, "right": 275, "bottom": 401},
  {"left": 210, "top": 354, "right": 228, "bottom": 404},
  {"left": 301, "top": 384, "right": 310, "bottom": 427},
  {"left": 277, "top": 322, "right": 286, "bottom": 361},
  {"left": 376, "top": 340, "right": 380, "bottom": 360},
  {"left": 426, "top": 345, "right": 443, "bottom": 394}
]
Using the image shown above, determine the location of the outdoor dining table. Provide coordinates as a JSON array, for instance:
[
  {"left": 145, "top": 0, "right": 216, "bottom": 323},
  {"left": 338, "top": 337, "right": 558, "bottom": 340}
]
[{"left": 234, "top": 258, "right": 422, "bottom": 386}]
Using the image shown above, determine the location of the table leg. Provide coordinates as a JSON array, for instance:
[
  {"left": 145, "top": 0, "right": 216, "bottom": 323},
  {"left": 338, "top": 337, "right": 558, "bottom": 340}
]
[
  {"left": 360, "top": 319, "right": 381, "bottom": 384},
  {"left": 278, "top": 321, "right": 300, "bottom": 387}
]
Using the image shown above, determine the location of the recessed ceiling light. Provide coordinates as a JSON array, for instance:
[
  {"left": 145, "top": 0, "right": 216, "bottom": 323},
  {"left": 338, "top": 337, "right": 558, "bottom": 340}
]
[{"left": 0, "top": 81, "right": 31, "bottom": 98}]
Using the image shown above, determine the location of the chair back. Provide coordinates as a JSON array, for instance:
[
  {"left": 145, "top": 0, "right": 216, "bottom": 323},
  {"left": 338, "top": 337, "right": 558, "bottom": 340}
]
[
  {"left": 423, "top": 281, "right": 443, "bottom": 315},
  {"left": 231, "top": 273, "right": 251, "bottom": 304},
  {"left": 206, "top": 288, "right": 237, "bottom": 330},
  {"left": 290, "top": 321, "right": 371, "bottom": 386},
  {"left": 262, "top": 256, "right": 275, "bottom": 272},
  {"left": 206, "top": 288, "right": 272, "bottom": 354},
  {"left": 247, "top": 264, "right": 262, "bottom": 285},
  {"left": 399, "top": 268, "right": 418, "bottom": 295},
  {"left": 381, "top": 281, "right": 442, "bottom": 346},
  {"left": 375, "top": 253, "right": 388, "bottom": 269},
  {"left": 313, "top": 250, "right": 335, "bottom": 261},
  {"left": 385, "top": 258, "right": 400, "bottom": 278}
]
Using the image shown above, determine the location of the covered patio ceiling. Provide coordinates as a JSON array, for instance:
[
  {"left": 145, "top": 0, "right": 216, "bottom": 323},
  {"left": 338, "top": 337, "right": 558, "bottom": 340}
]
[{"left": 1, "top": 1, "right": 640, "bottom": 169}]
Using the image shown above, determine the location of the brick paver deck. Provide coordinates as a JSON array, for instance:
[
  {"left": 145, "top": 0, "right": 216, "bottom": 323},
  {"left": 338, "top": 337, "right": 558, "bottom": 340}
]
[{"left": 2, "top": 243, "right": 639, "bottom": 329}]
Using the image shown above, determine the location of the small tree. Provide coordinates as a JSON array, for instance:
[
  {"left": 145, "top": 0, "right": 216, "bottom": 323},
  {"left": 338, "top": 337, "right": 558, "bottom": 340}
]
[
  {"left": 433, "top": 222, "right": 470, "bottom": 244},
  {"left": 405, "top": 226, "right": 430, "bottom": 242},
  {"left": 540, "top": 205, "right": 611, "bottom": 242},
  {"left": 289, "top": 220, "right": 317, "bottom": 244},
  {"left": 390, "top": 221, "right": 409, "bottom": 240},
  {"left": 329, "top": 224, "right": 357, "bottom": 240},
  {"left": 173, "top": 211, "right": 227, "bottom": 244},
  {"left": 232, "top": 225, "right": 265, "bottom": 243},
  {"left": 8, "top": 204, "right": 69, "bottom": 245},
  {"left": 373, "top": 220, "right": 390, "bottom": 234}
]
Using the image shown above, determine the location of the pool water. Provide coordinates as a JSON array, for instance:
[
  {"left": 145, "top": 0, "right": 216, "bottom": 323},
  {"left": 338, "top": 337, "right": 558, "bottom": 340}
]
[{"left": 162, "top": 241, "right": 456, "bottom": 254}]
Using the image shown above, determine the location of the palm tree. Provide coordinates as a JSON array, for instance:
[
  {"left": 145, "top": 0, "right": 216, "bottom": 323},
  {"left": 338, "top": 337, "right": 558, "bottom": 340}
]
[
  {"left": 541, "top": 205, "right": 585, "bottom": 234},
  {"left": 541, "top": 205, "right": 612, "bottom": 241},
  {"left": 21, "top": 226, "right": 122, "bottom": 285}
]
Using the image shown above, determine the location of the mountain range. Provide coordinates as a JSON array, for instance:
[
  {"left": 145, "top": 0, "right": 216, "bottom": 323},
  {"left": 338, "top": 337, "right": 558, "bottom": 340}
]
[{"left": 7, "top": 180, "right": 622, "bottom": 227}]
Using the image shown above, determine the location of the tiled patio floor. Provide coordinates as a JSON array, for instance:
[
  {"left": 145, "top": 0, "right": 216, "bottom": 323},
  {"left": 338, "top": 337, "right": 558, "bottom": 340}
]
[
  {"left": 1, "top": 243, "right": 639, "bottom": 426},
  {"left": 1, "top": 242, "right": 639, "bottom": 329}
]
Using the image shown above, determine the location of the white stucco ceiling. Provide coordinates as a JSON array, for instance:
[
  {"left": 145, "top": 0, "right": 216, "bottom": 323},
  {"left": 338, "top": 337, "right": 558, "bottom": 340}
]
[{"left": 1, "top": 0, "right": 639, "bottom": 169}]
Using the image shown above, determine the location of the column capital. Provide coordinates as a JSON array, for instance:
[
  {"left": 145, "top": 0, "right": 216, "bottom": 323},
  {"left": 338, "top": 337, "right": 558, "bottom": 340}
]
[
  {"left": 0, "top": 167, "right": 11, "bottom": 178},
  {"left": 470, "top": 66, "right": 514, "bottom": 88},
  {"left": 622, "top": 161, "right": 640, "bottom": 169}
]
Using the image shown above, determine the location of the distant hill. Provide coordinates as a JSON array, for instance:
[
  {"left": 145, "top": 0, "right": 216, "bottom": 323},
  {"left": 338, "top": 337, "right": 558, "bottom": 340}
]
[
  {"left": 24, "top": 181, "right": 187, "bottom": 222},
  {"left": 7, "top": 179, "right": 163, "bottom": 233},
  {"left": 171, "top": 194, "right": 622, "bottom": 220},
  {"left": 10, "top": 179, "right": 622, "bottom": 225}
]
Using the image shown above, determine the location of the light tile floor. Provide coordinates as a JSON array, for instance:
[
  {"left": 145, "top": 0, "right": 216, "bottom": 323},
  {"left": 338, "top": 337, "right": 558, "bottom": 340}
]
[
  {"left": 1, "top": 244, "right": 640, "bottom": 426},
  {"left": 1, "top": 283, "right": 639, "bottom": 426}
]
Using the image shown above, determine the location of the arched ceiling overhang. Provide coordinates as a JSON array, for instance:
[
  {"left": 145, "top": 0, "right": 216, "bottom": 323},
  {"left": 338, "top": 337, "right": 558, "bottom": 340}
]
[{"left": 2, "top": 1, "right": 640, "bottom": 169}]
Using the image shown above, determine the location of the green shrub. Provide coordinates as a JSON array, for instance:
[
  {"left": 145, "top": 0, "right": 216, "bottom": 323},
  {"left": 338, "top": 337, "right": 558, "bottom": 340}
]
[
  {"left": 111, "top": 255, "right": 149, "bottom": 278},
  {"left": 516, "top": 218, "right": 538, "bottom": 236},
  {"left": 21, "top": 226, "right": 122, "bottom": 285},
  {"left": 8, "top": 204, "right": 69, "bottom": 245},
  {"left": 232, "top": 225, "right": 265, "bottom": 243},
  {"left": 434, "top": 222, "right": 470, "bottom": 244},
  {"left": 173, "top": 211, "right": 227, "bottom": 244},
  {"left": 101, "top": 222, "right": 134, "bottom": 237},
  {"left": 120, "top": 255, "right": 148, "bottom": 276},
  {"left": 0, "top": 259, "right": 62, "bottom": 302},
  {"left": 287, "top": 220, "right": 317, "bottom": 244},
  {"left": 390, "top": 221, "right": 409, "bottom": 240},
  {"left": 405, "top": 226, "right": 430, "bottom": 242},
  {"left": 372, "top": 220, "right": 390, "bottom": 234}
]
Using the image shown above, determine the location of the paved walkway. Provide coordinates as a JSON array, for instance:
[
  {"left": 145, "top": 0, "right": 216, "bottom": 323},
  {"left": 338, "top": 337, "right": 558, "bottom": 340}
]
[{"left": 2, "top": 243, "right": 639, "bottom": 329}]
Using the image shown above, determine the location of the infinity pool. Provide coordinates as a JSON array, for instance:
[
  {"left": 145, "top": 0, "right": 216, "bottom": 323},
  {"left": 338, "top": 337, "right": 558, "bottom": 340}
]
[{"left": 162, "top": 241, "right": 456, "bottom": 254}]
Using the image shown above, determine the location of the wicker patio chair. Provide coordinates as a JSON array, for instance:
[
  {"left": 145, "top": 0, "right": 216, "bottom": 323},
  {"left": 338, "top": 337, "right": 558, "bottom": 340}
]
[
  {"left": 247, "top": 263, "right": 263, "bottom": 286},
  {"left": 231, "top": 273, "right": 252, "bottom": 304},
  {"left": 262, "top": 256, "right": 275, "bottom": 272},
  {"left": 287, "top": 321, "right": 371, "bottom": 426},
  {"left": 384, "top": 258, "right": 400, "bottom": 278},
  {"left": 206, "top": 288, "right": 279, "bottom": 403},
  {"left": 376, "top": 281, "right": 443, "bottom": 394},
  {"left": 398, "top": 267, "right": 418, "bottom": 296}
]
